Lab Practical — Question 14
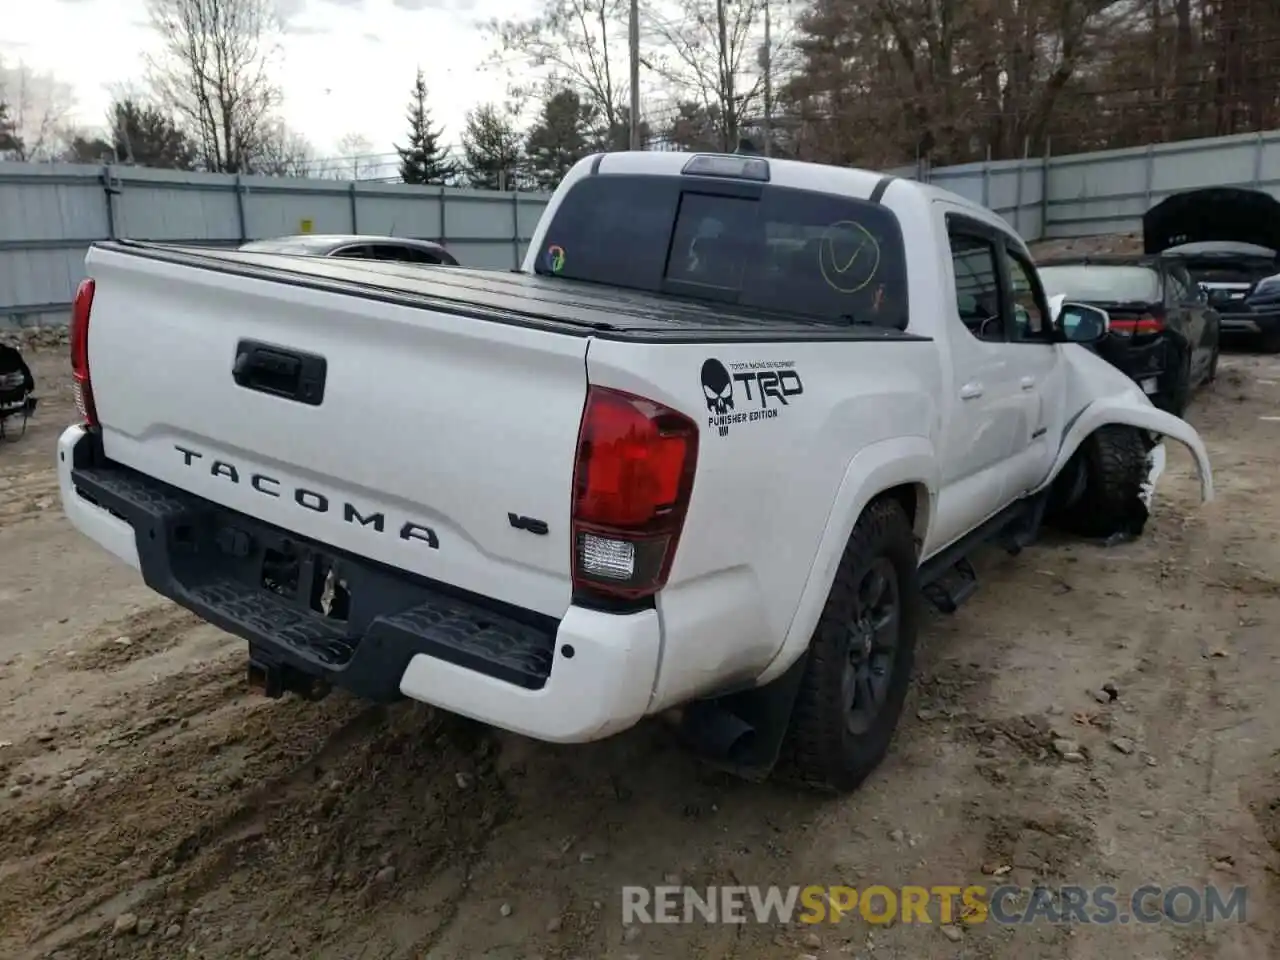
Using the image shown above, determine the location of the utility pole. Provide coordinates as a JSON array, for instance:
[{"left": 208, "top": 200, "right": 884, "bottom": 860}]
[
  {"left": 629, "top": 0, "right": 641, "bottom": 150},
  {"left": 762, "top": 0, "right": 772, "bottom": 157},
  {"left": 717, "top": 0, "right": 734, "bottom": 149}
]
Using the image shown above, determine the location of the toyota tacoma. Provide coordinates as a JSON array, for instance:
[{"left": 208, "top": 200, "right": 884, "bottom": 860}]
[{"left": 57, "top": 151, "right": 1213, "bottom": 793}]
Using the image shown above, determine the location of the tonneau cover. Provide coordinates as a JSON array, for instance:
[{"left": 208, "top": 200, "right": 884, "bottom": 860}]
[{"left": 101, "top": 241, "right": 918, "bottom": 341}]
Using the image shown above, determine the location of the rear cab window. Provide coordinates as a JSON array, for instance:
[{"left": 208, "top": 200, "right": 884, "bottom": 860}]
[{"left": 533, "top": 173, "right": 910, "bottom": 330}]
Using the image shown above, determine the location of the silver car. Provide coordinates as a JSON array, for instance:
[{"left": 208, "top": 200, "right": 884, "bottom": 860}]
[{"left": 238, "top": 234, "right": 460, "bottom": 266}]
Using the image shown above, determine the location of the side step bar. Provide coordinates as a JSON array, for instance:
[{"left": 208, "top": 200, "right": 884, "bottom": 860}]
[
  {"left": 918, "top": 494, "right": 1046, "bottom": 614},
  {"left": 923, "top": 557, "right": 978, "bottom": 614}
]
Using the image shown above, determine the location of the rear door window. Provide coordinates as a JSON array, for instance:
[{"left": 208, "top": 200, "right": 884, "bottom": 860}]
[
  {"left": 535, "top": 173, "right": 910, "bottom": 329},
  {"left": 947, "top": 231, "right": 1005, "bottom": 343},
  {"left": 331, "top": 244, "right": 377, "bottom": 260},
  {"left": 1166, "top": 268, "right": 1192, "bottom": 304},
  {"left": 369, "top": 243, "right": 443, "bottom": 265},
  {"left": 1004, "top": 250, "right": 1049, "bottom": 342}
]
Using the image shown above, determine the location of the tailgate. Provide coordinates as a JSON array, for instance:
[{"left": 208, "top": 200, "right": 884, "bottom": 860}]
[{"left": 83, "top": 245, "right": 589, "bottom": 618}]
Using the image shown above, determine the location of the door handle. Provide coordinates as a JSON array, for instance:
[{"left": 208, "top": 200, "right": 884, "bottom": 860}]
[
  {"left": 1020, "top": 376, "right": 1036, "bottom": 390},
  {"left": 232, "top": 340, "right": 328, "bottom": 406},
  {"left": 960, "top": 381, "right": 984, "bottom": 400}
]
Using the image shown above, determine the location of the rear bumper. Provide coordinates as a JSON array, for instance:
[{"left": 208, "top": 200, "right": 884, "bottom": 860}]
[
  {"left": 1095, "top": 334, "right": 1171, "bottom": 398},
  {"left": 57, "top": 424, "right": 658, "bottom": 744},
  {"left": 1219, "top": 307, "right": 1280, "bottom": 335}
]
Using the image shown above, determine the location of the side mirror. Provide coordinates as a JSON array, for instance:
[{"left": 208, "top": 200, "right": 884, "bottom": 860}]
[{"left": 1053, "top": 299, "right": 1111, "bottom": 344}]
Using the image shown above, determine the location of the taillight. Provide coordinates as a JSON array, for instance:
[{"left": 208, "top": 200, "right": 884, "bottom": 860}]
[
  {"left": 571, "top": 386, "right": 699, "bottom": 603},
  {"left": 69, "top": 278, "right": 98, "bottom": 427},
  {"left": 1109, "top": 312, "right": 1165, "bottom": 336}
]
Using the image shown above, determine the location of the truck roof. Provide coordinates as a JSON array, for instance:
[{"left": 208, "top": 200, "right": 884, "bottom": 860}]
[{"left": 589, "top": 151, "right": 1014, "bottom": 235}]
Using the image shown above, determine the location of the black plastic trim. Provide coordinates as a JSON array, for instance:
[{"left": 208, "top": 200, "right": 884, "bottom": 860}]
[
  {"left": 868, "top": 175, "right": 896, "bottom": 204},
  {"left": 68, "top": 435, "right": 560, "bottom": 699}
]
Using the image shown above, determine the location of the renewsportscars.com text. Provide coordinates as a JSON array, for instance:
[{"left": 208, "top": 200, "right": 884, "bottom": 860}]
[{"left": 621, "top": 884, "right": 1248, "bottom": 926}]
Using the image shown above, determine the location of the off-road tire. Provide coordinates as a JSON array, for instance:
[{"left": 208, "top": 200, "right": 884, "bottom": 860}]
[
  {"left": 1056, "top": 425, "right": 1151, "bottom": 539},
  {"left": 779, "top": 497, "right": 920, "bottom": 794}
]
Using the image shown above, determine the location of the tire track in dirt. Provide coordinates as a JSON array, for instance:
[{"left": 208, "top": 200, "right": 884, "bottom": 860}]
[
  {"left": 21, "top": 706, "right": 516, "bottom": 960},
  {"left": 54, "top": 604, "right": 208, "bottom": 673},
  {"left": 0, "top": 463, "right": 60, "bottom": 527},
  {"left": 2, "top": 663, "right": 379, "bottom": 958}
]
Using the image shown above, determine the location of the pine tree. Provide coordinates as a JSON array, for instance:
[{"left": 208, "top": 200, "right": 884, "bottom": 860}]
[
  {"left": 461, "top": 103, "right": 523, "bottom": 191},
  {"left": 395, "top": 69, "right": 457, "bottom": 185},
  {"left": 524, "top": 88, "right": 594, "bottom": 191},
  {"left": 0, "top": 99, "right": 22, "bottom": 157},
  {"left": 109, "top": 99, "right": 198, "bottom": 169}
]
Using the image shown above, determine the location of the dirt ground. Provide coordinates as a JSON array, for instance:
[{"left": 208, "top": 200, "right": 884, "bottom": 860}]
[{"left": 2, "top": 343, "right": 1279, "bottom": 960}]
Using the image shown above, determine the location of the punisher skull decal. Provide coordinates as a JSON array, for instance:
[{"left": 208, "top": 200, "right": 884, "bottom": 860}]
[{"left": 701, "top": 358, "right": 734, "bottom": 436}]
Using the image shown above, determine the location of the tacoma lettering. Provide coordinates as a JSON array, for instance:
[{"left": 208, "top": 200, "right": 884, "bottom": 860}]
[{"left": 173, "top": 444, "right": 437, "bottom": 548}]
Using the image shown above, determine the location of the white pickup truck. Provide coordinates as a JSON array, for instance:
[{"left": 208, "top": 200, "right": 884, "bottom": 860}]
[{"left": 57, "top": 151, "right": 1213, "bottom": 793}]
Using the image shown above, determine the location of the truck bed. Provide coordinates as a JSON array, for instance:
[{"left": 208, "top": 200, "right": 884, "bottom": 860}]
[{"left": 98, "top": 240, "right": 928, "bottom": 344}]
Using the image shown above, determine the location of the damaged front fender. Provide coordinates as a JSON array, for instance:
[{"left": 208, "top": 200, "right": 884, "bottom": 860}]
[{"left": 1034, "top": 394, "right": 1214, "bottom": 504}]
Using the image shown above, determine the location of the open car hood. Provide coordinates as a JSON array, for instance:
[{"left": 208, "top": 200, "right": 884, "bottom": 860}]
[{"left": 1143, "top": 187, "right": 1280, "bottom": 254}]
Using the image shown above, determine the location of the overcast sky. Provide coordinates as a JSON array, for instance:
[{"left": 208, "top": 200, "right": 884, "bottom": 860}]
[{"left": 2, "top": 0, "right": 531, "bottom": 163}]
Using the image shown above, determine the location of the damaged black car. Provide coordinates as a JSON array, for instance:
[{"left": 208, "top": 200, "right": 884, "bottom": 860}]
[
  {"left": 1036, "top": 255, "right": 1219, "bottom": 417},
  {"left": 0, "top": 341, "right": 37, "bottom": 441},
  {"left": 1144, "top": 186, "right": 1280, "bottom": 352}
]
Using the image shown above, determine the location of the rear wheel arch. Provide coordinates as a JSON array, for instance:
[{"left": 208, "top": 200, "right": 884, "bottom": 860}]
[
  {"left": 778, "top": 495, "right": 921, "bottom": 792},
  {"left": 873, "top": 481, "right": 931, "bottom": 554},
  {"left": 754, "top": 442, "right": 938, "bottom": 689}
]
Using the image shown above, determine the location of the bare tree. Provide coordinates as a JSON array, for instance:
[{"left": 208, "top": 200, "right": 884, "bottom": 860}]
[
  {"left": 486, "top": 0, "right": 630, "bottom": 139},
  {"left": 780, "top": 0, "right": 1141, "bottom": 166},
  {"left": 644, "top": 0, "right": 766, "bottom": 150},
  {"left": 251, "top": 120, "right": 317, "bottom": 177},
  {"left": 0, "top": 56, "right": 76, "bottom": 161},
  {"left": 143, "top": 0, "right": 283, "bottom": 173},
  {"left": 335, "top": 132, "right": 379, "bottom": 180}
]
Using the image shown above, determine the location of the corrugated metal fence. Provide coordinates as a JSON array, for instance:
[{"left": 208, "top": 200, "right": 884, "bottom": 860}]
[
  {"left": 4, "top": 127, "right": 1280, "bottom": 327},
  {"left": 890, "top": 127, "right": 1280, "bottom": 243},
  {"left": 0, "top": 163, "right": 551, "bottom": 328}
]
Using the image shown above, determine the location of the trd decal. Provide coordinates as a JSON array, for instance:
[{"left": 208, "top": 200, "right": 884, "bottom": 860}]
[{"left": 699, "top": 357, "right": 804, "bottom": 438}]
